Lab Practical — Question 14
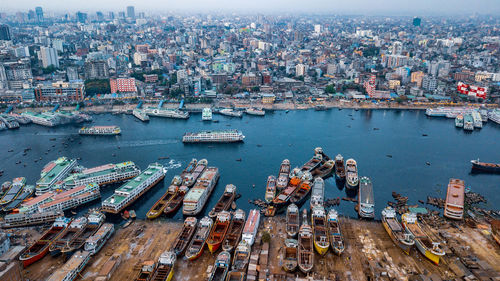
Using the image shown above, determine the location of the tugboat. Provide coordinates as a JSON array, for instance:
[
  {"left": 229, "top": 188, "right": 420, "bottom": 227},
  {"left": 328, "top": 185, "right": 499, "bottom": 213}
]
[
  {"left": 222, "top": 209, "right": 246, "bottom": 252},
  {"left": 276, "top": 159, "right": 291, "bottom": 191},
  {"left": 206, "top": 211, "right": 231, "bottom": 253},
  {"left": 185, "top": 216, "right": 213, "bottom": 261},
  {"left": 171, "top": 217, "right": 198, "bottom": 256},
  {"left": 147, "top": 183, "right": 180, "bottom": 219},
  {"left": 150, "top": 251, "right": 176, "bottom": 281},
  {"left": 62, "top": 210, "right": 105, "bottom": 255},
  {"left": 208, "top": 184, "right": 237, "bottom": 218},
  {"left": 345, "top": 159, "right": 359, "bottom": 190},
  {"left": 311, "top": 206, "right": 329, "bottom": 256},
  {"left": 381, "top": 207, "right": 414, "bottom": 255},
  {"left": 289, "top": 172, "right": 312, "bottom": 205},
  {"left": 298, "top": 210, "right": 314, "bottom": 274},
  {"left": 334, "top": 154, "right": 346, "bottom": 181},
  {"left": 327, "top": 209, "right": 345, "bottom": 255},
  {"left": 50, "top": 216, "right": 88, "bottom": 256},
  {"left": 286, "top": 204, "right": 300, "bottom": 237},
  {"left": 402, "top": 212, "right": 445, "bottom": 265},
  {"left": 134, "top": 260, "right": 155, "bottom": 281},
  {"left": 282, "top": 238, "right": 298, "bottom": 272},
  {"left": 231, "top": 240, "right": 250, "bottom": 271},
  {"left": 310, "top": 177, "right": 325, "bottom": 210},
  {"left": 208, "top": 251, "right": 231, "bottom": 281},
  {"left": 163, "top": 186, "right": 189, "bottom": 216},
  {"left": 264, "top": 175, "right": 277, "bottom": 203}
]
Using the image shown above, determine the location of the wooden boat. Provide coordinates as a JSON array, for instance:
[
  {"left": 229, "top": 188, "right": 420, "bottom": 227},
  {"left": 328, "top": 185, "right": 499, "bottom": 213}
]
[
  {"left": 180, "top": 159, "right": 197, "bottom": 178},
  {"left": 50, "top": 216, "right": 87, "bottom": 256},
  {"left": 209, "top": 184, "right": 237, "bottom": 218},
  {"left": 289, "top": 172, "right": 312, "bottom": 205},
  {"left": 327, "top": 209, "right": 345, "bottom": 255},
  {"left": 207, "top": 211, "right": 232, "bottom": 253},
  {"left": 273, "top": 168, "right": 302, "bottom": 209},
  {"left": 381, "top": 207, "right": 414, "bottom": 255},
  {"left": 163, "top": 186, "right": 189, "bottom": 216},
  {"left": 310, "top": 177, "right": 325, "bottom": 210},
  {"left": 185, "top": 216, "right": 213, "bottom": 261},
  {"left": 147, "top": 184, "right": 179, "bottom": 219},
  {"left": 276, "top": 159, "right": 290, "bottom": 191},
  {"left": 182, "top": 159, "right": 207, "bottom": 187},
  {"left": 225, "top": 271, "right": 245, "bottom": 281},
  {"left": 150, "top": 251, "right": 175, "bottom": 281},
  {"left": 334, "top": 154, "right": 346, "bottom": 181},
  {"left": 19, "top": 217, "right": 71, "bottom": 267},
  {"left": 298, "top": 210, "right": 313, "bottom": 274},
  {"left": 282, "top": 239, "right": 298, "bottom": 272},
  {"left": 171, "top": 217, "right": 198, "bottom": 256},
  {"left": 62, "top": 210, "right": 105, "bottom": 255},
  {"left": 311, "top": 160, "right": 335, "bottom": 179},
  {"left": 311, "top": 206, "right": 329, "bottom": 256},
  {"left": 231, "top": 240, "right": 250, "bottom": 271},
  {"left": 208, "top": 251, "right": 231, "bottom": 281},
  {"left": 286, "top": 204, "right": 299, "bottom": 237},
  {"left": 264, "top": 175, "right": 276, "bottom": 203},
  {"left": 222, "top": 209, "right": 246, "bottom": 252},
  {"left": 301, "top": 153, "right": 322, "bottom": 172},
  {"left": 402, "top": 213, "right": 445, "bottom": 264},
  {"left": 135, "top": 260, "right": 155, "bottom": 281}
]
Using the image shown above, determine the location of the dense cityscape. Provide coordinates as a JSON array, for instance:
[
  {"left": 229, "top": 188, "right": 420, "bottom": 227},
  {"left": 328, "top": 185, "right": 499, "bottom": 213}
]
[{"left": 0, "top": 3, "right": 499, "bottom": 281}]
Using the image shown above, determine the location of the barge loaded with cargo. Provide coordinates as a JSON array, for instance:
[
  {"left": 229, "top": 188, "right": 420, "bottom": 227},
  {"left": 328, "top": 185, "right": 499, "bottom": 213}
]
[
  {"left": 185, "top": 216, "right": 213, "bottom": 261},
  {"left": 402, "top": 212, "right": 445, "bottom": 265}
]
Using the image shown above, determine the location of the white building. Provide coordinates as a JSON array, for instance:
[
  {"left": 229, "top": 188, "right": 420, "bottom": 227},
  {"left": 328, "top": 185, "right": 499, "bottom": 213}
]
[
  {"left": 39, "top": 46, "right": 59, "bottom": 68},
  {"left": 295, "top": 64, "right": 307, "bottom": 77}
]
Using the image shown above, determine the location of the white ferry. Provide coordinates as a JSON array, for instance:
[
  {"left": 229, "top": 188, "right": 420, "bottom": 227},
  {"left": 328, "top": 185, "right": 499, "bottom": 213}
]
[
  {"left": 64, "top": 161, "right": 140, "bottom": 188},
  {"left": 132, "top": 109, "right": 149, "bottom": 122},
  {"left": 245, "top": 108, "right": 265, "bottom": 116},
  {"left": 38, "top": 183, "right": 101, "bottom": 213},
  {"left": 101, "top": 163, "right": 166, "bottom": 214},
  {"left": 425, "top": 107, "right": 474, "bottom": 118},
  {"left": 241, "top": 209, "right": 261, "bottom": 246},
  {"left": 488, "top": 109, "right": 500, "bottom": 125},
  {"left": 36, "top": 157, "right": 78, "bottom": 195},
  {"left": 183, "top": 167, "right": 220, "bottom": 216},
  {"left": 219, "top": 108, "right": 243, "bottom": 118},
  {"left": 21, "top": 111, "right": 60, "bottom": 126},
  {"left": 182, "top": 130, "right": 245, "bottom": 143},
  {"left": 84, "top": 223, "right": 115, "bottom": 255},
  {"left": 471, "top": 111, "right": 482, "bottom": 129},
  {"left": 79, "top": 126, "right": 121, "bottom": 135},
  {"left": 202, "top": 108, "right": 213, "bottom": 121},
  {"left": 144, "top": 108, "right": 189, "bottom": 119}
]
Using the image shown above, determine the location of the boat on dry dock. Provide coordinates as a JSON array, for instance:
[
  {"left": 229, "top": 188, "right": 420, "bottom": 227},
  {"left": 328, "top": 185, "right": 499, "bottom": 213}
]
[
  {"left": 84, "top": 223, "right": 114, "bottom": 255},
  {"left": 147, "top": 182, "right": 180, "bottom": 219},
  {"left": 185, "top": 216, "right": 213, "bottom": 261},
  {"left": 226, "top": 271, "right": 245, "bottom": 281},
  {"left": 264, "top": 176, "right": 277, "bottom": 203},
  {"left": 222, "top": 209, "right": 246, "bottom": 252},
  {"left": 282, "top": 238, "right": 298, "bottom": 272},
  {"left": 311, "top": 206, "right": 329, "bottom": 256},
  {"left": 62, "top": 210, "right": 105, "bottom": 255},
  {"left": 46, "top": 250, "right": 91, "bottom": 281},
  {"left": 358, "top": 177, "right": 375, "bottom": 219},
  {"left": 242, "top": 209, "right": 260, "bottom": 246},
  {"left": 286, "top": 204, "right": 300, "bottom": 237},
  {"left": 209, "top": 184, "right": 237, "bottom": 218},
  {"left": 134, "top": 260, "right": 155, "bottom": 281},
  {"left": 150, "top": 251, "right": 175, "bottom": 281},
  {"left": 50, "top": 216, "right": 88, "bottom": 256},
  {"left": 381, "top": 207, "right": 414, "bottom": 255},
  {"left": 208, "top": 251, "right": 231, "bottom": 281},
  {"left": 171, "top": 217, "right": 198, "bottom": 256},
  {"left": 182, "top": 159, "right": 207, "bottom": 187},
  {"left": 163, "top": 186, "right": 189, "bottom": 216},
  {"left": 298, "top": 210, "right": 313, "bottom": 274},
  {"left": 289, "top": 172, "right": 313, "bottom": 205},
  {"left": 273, "top": 169, "right": 301, "bottom": 209},
  {"left": 444, "top": 178, "right": 465, "bottom": 220},
  {"left": 334, "top": 154, "right": 346, "bottom": 181},
  {"left": 402, "top": 212, "right": 445, "bottom": 265},
  {"left": 345, "top": 158, "right": 359, "bottom": 190},
  {"left": 207, "top": 211, "right": 231, "bottom": 253},
  {"left": 327, "top": 209, "right": 345, "bottom": 255},
  {"left": 231, "top": 240, "right": 250, "bottom": 272},
  {"left": 276, "top": 159, "right": 291, "bottom": 191},
  {"left": 310, "top": 177, "right": 324, "bottom": 209}
]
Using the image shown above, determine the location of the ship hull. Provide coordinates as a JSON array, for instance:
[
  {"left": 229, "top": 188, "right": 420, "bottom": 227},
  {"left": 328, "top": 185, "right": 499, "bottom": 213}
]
[
  {"left": 147, "top": 191, "right": 176, "bottom": 219},
  {"left": 20, "top": 246, "right": 49, "bottom": 268},
  {"left": 186, "top": 247, "right": 204, "bottom": 261},
  {"left": 382, "top": 219, "right": 411, "bottom": 255},
  {"left": 415, "top": 240, "right": 441, "bottom": 265},
  {"left": 471, "top": 162, "right": 500, "bottom": 174},
  {"left": 207, "top": 241, "right": 222, "bottom": 254},
  {"left": 345, "top": 181, "right": 358, "bottom": 190},
  {"left": 313, "top": 242, "right": 329, "bottom": 256}
]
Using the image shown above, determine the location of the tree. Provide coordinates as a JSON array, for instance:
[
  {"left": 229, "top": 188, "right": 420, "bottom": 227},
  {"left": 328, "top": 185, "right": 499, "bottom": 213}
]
[
  {"left": 325, "top": 84, "right": 336, "bottom": 94},
  {"left": 261, "top": 231, "right": 271, "bottom": 243},
  {"left": 85, "top": 79, "right": 111, "bottom": 96},
  {"left": 42, "top": 65, "right": 57, "bottom": 74}
]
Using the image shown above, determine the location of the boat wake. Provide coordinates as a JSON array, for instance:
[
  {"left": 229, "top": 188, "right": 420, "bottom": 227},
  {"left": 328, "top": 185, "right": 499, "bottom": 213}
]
[
  {"left": 163, "top": 159, "right": 182, "bottom": 171},
  {"left": 110, "top": 139, "right": 179, "bottom": 148}
]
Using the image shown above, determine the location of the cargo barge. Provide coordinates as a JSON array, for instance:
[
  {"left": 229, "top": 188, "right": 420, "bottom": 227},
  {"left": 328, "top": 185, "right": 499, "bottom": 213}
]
[
  {"left": 150, "top": 251, "right": 175, "bottom": 281},
  {"left": 185, "top": 216, "right": 213, "bottom": 261},
  {"left": 286, "top": 204, "right": 299, "bottom": 237},
  {"left": 62, "top": 210, "right": 105, "bottom": 255},
  {"left": 311, "top": 206, "right": 329, "bottom": 256},
  {"left": 171, "top": 217, "right": 197, "bottom": 256},
  {"left": 208, "top": 251, "right": 231, "bottom": 281},
  {"left": 282, "top": 239, "right": 298, "bottom": 272},
  {"left": 209, "top": 184, "right": 237, "bottom": 218},
  {"left": 206, "top": 211, "right": 231, "bottom": 253},
  {"left": 222, "top": 209, "right": 246, "bottom": 252},
  {"left": 50, "top": 216, "right": 88, "bottom": 256},
  {"left": 402, "top": 212, "right": 445, "bottom": 265},
  {"left": 298, "top": 210, "right": 313, "bottom": 274},
  {"left": 327, "top": 209, "right": 344, "bottom": 255}
]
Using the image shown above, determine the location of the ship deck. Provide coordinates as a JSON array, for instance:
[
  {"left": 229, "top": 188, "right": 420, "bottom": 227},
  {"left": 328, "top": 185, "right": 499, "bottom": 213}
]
[{"left": 37, "top": 160, "right": 74, "bottom": 185}]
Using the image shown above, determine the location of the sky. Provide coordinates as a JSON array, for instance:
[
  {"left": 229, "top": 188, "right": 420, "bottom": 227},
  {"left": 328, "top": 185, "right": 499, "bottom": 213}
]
[{"left": 1, "top": 0, "right": 500, "bottom": 15}]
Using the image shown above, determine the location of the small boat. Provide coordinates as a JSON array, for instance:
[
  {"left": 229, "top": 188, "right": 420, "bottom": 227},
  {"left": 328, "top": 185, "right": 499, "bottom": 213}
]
[
  {"left": 226, "top": 271, "right": 245, "bottom": 281},
  {"left": 222, "top": 209, "right": 246, "bottom": 252},
  {"left": 50, "top": 216, "right": 88, "bottom": 256},
  {"left": 231, "top": 240, "right": 250, "bottom": 271},
  {"left": 163, "top": 186, "right": 189, "bottom": 216},
  {"left": 147, "top": 185, "right": 179, "bottom": 219},
  {"left": 381, "top": 207, "right": 414, "bottom": 255},
  {"left": 208, "top": 251, "right": 231, "bottom": 281},
  {"left": 298, "top": 210, "right": 314, "bottom": 274},
  {"left": 310, "top": 177, "right": 325, "bottom": 210},
  {"left": 345, "top": 159, "right": 359, "bottom": 190},
  {"left": 171, "top": 217, "right": 198, "bottom": 256},
  {"left": 207, "top": 211, "right": 232, "bottom": 253},
  {"left": 301, "top": 154, "right": 322, "bottom": 172},
  {"left": 180, "top": 159, "right": 197, "bottom": 178},
  {"left": 185, "top": 216, "right": 213, "bottom": 261},
  {"left": 276, "top": 159, "right": 291, "bottom": 191},
  {"left": 182, "top": 159, "right": 208, "bottom": 187},
  {"left": 311, "top": 206, "right": 329, "bottom": 256},
  {"left": 209, "top": 184, "right": 237, "bottom": 218},
  {"left": 150, "top": 251, "right": 175, "bottom": 281},
  {"left": 289, "top": 172, "right": 312, "bottom": 205},
  {"left": 282, "top": 239, "right": 298, "bottom": 272},
  {"left": 311, "top": 160, "right": 335, "bottom": 179},
  {"left": 62, "top": 210, "right": 105, "bottom": 255},
  {"left": 286, "top": 204, "right": 299, "bottom": 237},
  {"left": 470, "top": 159, "right": 500, "bottom": 174},
  {"left": 272, "top": 170, "right": 301, "bottom": 209},
  {"left": 264, "top": 175, "right": 277, "bottom": 203},
  {"left": 327, "top": 209, "right": 345, "bottom": 255},
  {"left": 19, "top": 217, "right": 71, "bottom": 267},
  {"left": 135, "top": 260, "right": 155, "bottom": 281},
  {"left": 334, "top": 154, "right": 346, "bottom": 181},
  {"left": 402, "top": 213, "right": 445, "bottom": 265}
]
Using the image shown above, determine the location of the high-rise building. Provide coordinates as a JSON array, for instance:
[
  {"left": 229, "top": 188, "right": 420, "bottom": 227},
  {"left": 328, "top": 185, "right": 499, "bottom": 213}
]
[
  {"left": 422, "top": 75, "right": 437, "bottom": 91},
  {"left": 35, "top": 7, "right": 44, "bottom": 22},
  {"left": 76, "top": 12, "right": 87, "bottom": 23},
  {"left": 413, "top": 17, "right": 421, "bottom": 27},
  {"left": 0, "top": 59, "right": 33, "bottom": 90},
  {"left": 66, "top": 67, "right": 79, "bottom": 81},
  {"left": 295, "top": 64, "right": 307, "bottom": 77},
  {"left": 84, "top": 60, "right": 109, "bottom": 79},
  {"left": 108, "top": 12, "right": 115, "bottom": 20},
  {"left": 39, "top": 47, "right": 59, "bottom": 68},
  {"left": 96, "top": 12, "right": 104, "bottom": 22},
  {"left": 126, "top": 6, "right": 135, "bottom": 19},
  {"left": 0, "top": 25, "right": 12, "bottom": 41},
  {"left": 364, "top": 74, "right": 376, "bottom": 97}
]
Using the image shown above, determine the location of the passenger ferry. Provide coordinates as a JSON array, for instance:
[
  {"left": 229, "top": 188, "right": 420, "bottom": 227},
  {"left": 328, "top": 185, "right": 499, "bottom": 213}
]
[
  {"left": 219, "top": 108, "right": 243, "bottom": 118},
  {"left": 182, "top": 130, "right": 245, "bottom": 143},
  {"left": 183, "top": 167, "right": 220, "bottom": 216},
  {"left": 102, "top": 163, "right": 166, "bottom": 214},
  {"left": 84, "top": 223, "right": 115, "bottom": 255},
  {"left": 443, "top": 178, "right": 465, "bottom": 220},
  {"left": 245, "top": 108, "right": 265, "bottom": 116},
  {"left": 488, "top": 109, "right": 500, "bottom": 125},
  {"left": 38, "top": 183, "right": 101, "bottom": 213},
  {"left": 471, "top": 110, "right": 482, "bottom": 128},
  {"left": 241, "top": 209, "right": 260, "bottom": 246},
  {"left": 202, "top": 108, "right": 212, "bottom": 121},
  {"left": 64, "top": 161, "right": 140, "bottom": 187},
  {"left": 36, "top": 157, "right": 77, "bottom": 195},
  {"left": 144, "top": 108, "right": 189, "bottom": 119},
  {"left": 425, "top": 107, "right": 474, "bottom": 117},
  {"left": 463, "top": 114, "right": 474, "bottom": 131},
  {"left": 358, "top": 177, "right": 375, "bottom": 219},
  {"left": 132, "top": 109, "right": 149, "bottom": 122},
  {"left": 455, "top": 114, "right": 464, "bottom": 128},
  {"left": 79, "top": 126, "right": 121, "bottom": 135}
]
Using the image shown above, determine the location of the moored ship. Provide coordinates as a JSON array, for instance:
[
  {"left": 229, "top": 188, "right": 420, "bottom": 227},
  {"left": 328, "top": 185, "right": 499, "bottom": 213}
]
[
  {"left": 144, "top": 108, "right": 189, "bottom": 119},
  {"left": 311, "top": 206, "right": 329, "bottom": 256},
  {"left": 231, "top": 240, "right": 250, "bottom": 272},
  {"left": 62, "top": 210, "right": 105, "bottom": 255},
  {"left": 276, "top": 159, "right": 291, "bottom": 191},
  {"left": 358, "top": 177, "right": 375, "bottom": 219},
  {"left": 222, "top": 209, "right": 246, "bottom": 252},
  {"left": 150, "top": 251, "right": 176, "bottom": 281},
  {"left": 182, "top": 159, "right": 207, "bottom": 187},
  {"left": 50, "top": 216, "right": 87, "bottom": 256},
  {"left": 79, "top": 125, "right": 121, "bottom": 135},
  {"left": 202, "top": 108, "right": 213, "bottom": 121},
  {"left": 488, "top": 109, "right": 500, "bottom": 125},
  {"left": 472, "top": 110, "right": 482, "bottom": 128},
  {"left": 163, "top": 186, "right": 189, "bottom": 216},
  {"left": 310, "top": 177, "right": 324, "bottom": 209},
  {"left": 444, "top": 178, "right": 465, "bottom": 220},
  {"left": 2, "top": 185, "right": 34, "bottom": 212},
  {"left": 132, "top": 109, "right": 149, "bottom": 122},
  {"left": 327, "top": 209, "right": 344, "bottom": 255},
  {"left": 242, "top": 209, "right": 260, "bottom": 246},
  {"left": 102, "top": 163, "right": 166, "bottom": 214},
  {"left": 264, "top": 175, "right": 277, "bottom": 203},
  {"left": 245, "top": 107, "right": 265, "bottom": 116},
  {"left": 219, "top": 108, "right": 242, "bottom": 118},
  {"left": 84, "top": 223, "right": 114, "bottom": 255},
  {"left": 171, "top": 217, "right": 198, "bottom": 256},
  {"left": 301, "top": 154, "right": 322, "bottom": 172},
  {"left": 36, "top": 157, "right": 77, "bottom": 195},
  {"left": 64, "top": 161, "right": 140, "bottom": 188},
  {"left": 463, "top": 114, "right": 474, "bottom": 131},
  {"left": 209, "top": 184, "right": 237, "bottom": 218},
  {"left": 208, "top": 251, "right": 231, "bottom": 281},
  {"left": 185, "top": 216, "right": 213, "bottom": 261},
  {"left": 298, "top": 210, "right": 314, "bottom": 274},
  {"left": 381, "top": 207, "right": 414, "bottom": 255},
  {"left": 207, "top": 211, "right": 232, "bottom": 253},
  {"left": 0, "top": 177, "right": 26, "bottom": 206},
  {"left": 286, "top": 204, "right": 299, "bottom": 237},
  {"left": 183, "top": 167, "right": 220, "bottom": 216},
  {"left": 289, "top": 172, "right": 312, "bottom": 205},
  {"left": 282, "top": 238, "right": 298, "bottom": 272},
  {"left": 455, "top": 114, "right": 464, "bottom": 128},
  {"left": 20, "top": 217, "right": 71, "bottom": 267},
  {"left": 182, "top": 130, "right": 245, "bottom": 143},
  {"left": 147, "top": 184, "right": 179, "bottom": 219},
  {"left": 273, "top": 170, "right": 301, "bottom": 209},
  {"left": 402, "top": 212, "right": 445, "bottom": 265},
  {"left": 345, "top": 158, "right": 359, "bottom": 190},
  {"left": 311, "top": 160, "right": 335, "bottom": 179},
  {"left": 470, "top": 159, "right": 500, "bottom": 174},
  {"left": 334, "top": 154, "right": 346, "bottom": 181}
]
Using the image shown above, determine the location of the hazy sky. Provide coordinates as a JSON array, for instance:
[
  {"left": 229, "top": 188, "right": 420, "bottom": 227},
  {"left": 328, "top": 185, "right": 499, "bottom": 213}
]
[{"left": 1, "top": 0, "right": 500, "bottom": 15}]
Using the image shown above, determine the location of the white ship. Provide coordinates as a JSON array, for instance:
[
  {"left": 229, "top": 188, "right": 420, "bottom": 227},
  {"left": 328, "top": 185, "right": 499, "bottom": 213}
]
[
  {"left": 132, "top": 109, "right": 149, "bottom": 122},
  {"left": 79, "top": 126, "right": 121, "bottom": 135},
  {"left": 471, "top": 110, "right": 482, "bottom": 129},
  {"left": 84, "top": 223, "right": 114, "bottom": 255},
  {"left": 310, "top": 177, "right": 325, "bottom": 210},
  {"left": 488, "top": 109, "right": 500, "bottom": 125},
  {"left": 202, "top": 108, "right": 213, "bottom": 121},
  {"left": 183, "top": 167, "right": 220, "bottom": 216},
  {"left": 425, "top": 107, "right": 474, "bottom": 118},
  {"left": 182, "top": 130, "right": 245, "bottom": 143},
  {"left": 38, "top": 183, "right": 101, "bottom": 213},
  {"left": 64, "top": 161, "right": 140, "bottom": 188},
  {"left": 219, "top": 108, "right": 243, "bottom": 118},
  {"left": 144, "top": 108, "right": 189, "bottom": 119},
  {"left": 241, "top": 209, "right": 261, "bottom": 246},
  {"left": 245, "top": 108, "right": 265, "bottom": 116}
]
